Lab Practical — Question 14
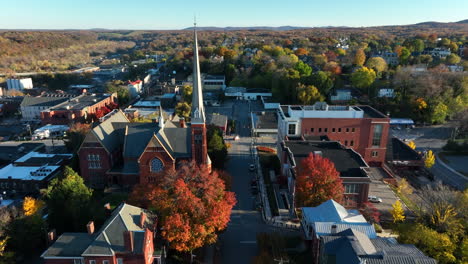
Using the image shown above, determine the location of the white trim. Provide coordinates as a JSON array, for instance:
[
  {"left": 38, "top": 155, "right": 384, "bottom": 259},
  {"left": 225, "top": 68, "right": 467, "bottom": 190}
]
[{"left": 43, "top": 257, "right": 84, "bottom": 259}]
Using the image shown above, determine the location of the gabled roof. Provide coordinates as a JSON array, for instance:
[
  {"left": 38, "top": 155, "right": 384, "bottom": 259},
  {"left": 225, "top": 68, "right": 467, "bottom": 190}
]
[
  {"left": 82, "top": 203, "right": 155, "bottom": 256},
  {"left": 302, "top": 200, "right": 367, "bottom": 223},
  {"left": 89, "top": 110, "right": 129, "bottom": 153},
  {"left": 321, "top": 228, "right": 437, "bottom": 264},
  {"left": 41, "top": 233, "right": 94, "bottom": 258},
  {"left": 156, "top": 127, "right": 191, "bottom": 158},
  {"left": 124, "top": 123, "right": 160, "bottom": 158}
]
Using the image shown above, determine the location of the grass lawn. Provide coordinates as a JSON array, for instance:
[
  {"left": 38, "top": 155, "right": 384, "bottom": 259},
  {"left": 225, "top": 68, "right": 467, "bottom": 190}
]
[
  {"left": 389, "top": 185, "right": 419, "bottom": 213},
  {"left": 101, "top": 192, "right": 129, "bottom": 209}
]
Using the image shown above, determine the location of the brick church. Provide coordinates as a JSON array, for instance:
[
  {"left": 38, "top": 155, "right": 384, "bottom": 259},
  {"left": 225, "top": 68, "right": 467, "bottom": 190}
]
[{"left": 78, "top": 28, "right": 210, "bottom": 188}]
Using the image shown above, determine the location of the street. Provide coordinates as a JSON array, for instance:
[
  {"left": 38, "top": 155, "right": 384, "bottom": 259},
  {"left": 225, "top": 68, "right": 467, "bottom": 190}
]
[{"left": 218, "top": 100, "right": 291, "bottom": 264}]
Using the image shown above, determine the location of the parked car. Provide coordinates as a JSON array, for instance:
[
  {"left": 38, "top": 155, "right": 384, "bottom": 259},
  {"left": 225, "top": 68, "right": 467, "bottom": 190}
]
[
  {"left": 368, "top": 196, "right": 382, "bottom": 203},
  {"left": 249, "top": 164, "right": 256, "bottom": 172},
  {"left": 233, "top": 135, "right": 240, "bottom": 141}
]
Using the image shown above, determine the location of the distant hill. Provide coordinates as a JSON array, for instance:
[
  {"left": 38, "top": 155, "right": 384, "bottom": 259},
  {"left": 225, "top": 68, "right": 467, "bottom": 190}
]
[{"left": 183, "top": 26, "right": 314, "bottom": 31}]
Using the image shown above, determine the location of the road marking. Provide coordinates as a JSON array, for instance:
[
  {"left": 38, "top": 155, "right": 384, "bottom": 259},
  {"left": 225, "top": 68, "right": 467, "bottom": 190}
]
[{"left": 239, "top": 241, "right": 256, "bottom": 244}]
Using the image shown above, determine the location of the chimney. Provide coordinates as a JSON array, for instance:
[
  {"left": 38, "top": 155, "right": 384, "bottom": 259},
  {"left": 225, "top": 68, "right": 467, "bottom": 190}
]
[
  {"left": 104, "top": 203, "right": 112, "bottom": 217},
  {"left": 87, "top": 221, "right": 95, "bottom": 235},
  {"left": 179, "top": 117, "right": 186, "bottom": 128},
  {"left": 140, "top": 212, "right": 146, "bottom": 229},
  {"left": 331, "top": 224, "right": 337, "bottom": 234},
  {"left": 47, "top": 229, "right": 56, "bottom": 244},
  {"left": 123, "top": 231, "right": 134, "bottom": 252}
]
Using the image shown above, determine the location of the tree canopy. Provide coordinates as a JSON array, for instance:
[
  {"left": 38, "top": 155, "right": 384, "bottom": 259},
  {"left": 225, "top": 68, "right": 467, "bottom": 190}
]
[
  {"left": 295, "top": 153, "right": 344, "bottom": 207},
  {"left": 128, "top": 162, "right": 236, "bottom": 252}
]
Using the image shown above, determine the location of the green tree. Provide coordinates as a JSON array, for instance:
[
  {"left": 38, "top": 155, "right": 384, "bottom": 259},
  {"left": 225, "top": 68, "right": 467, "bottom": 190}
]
[
  {"left": 182, "top": 85, "right": 193, "bottom": 104},
  {"left": 207, "top": 125, "right": 228, "bottom": 169},
  {"left": 353, "top": 49, "right": 366, "bottom": 66},
  {"left": 175, "top": 102, "right": 191, "bottom": 119},
  {"left": 390, "top": 200, "right": 405, "bottom": 223},
  {"left": 106, "top": 82, "right": 130, "bottom": 105},
  {"left": 294, "top": 61, "right": 312, "bottom": 77},
  {"left": 396, "top": 223, "right": 456, "bottom": 264},
  {"left": 399, "top": 47, "right": 411, "bottom": 63},
  {"left": 5, "top": 215, "right": 46, "bottom": 258},
  {"left": 350, "top": 67, "right": 376, "bottom": 90},
  {"left": 43, "top": 166, "right": 93, "bottom": 233},
  {"left": 365, "top": 57, "right": 388, "bottom": 75},
  {"left": 446, "top": 54, "right": 461, "bottom": 65},
  {"left": 297, "top": 84, "right": 324, "bottom": 105},
  {"left": 430, "top": 102, "right": 448, "bottom": 124},
  {"left": 307, "top": 71, "right": 334, "bottom": 95}
]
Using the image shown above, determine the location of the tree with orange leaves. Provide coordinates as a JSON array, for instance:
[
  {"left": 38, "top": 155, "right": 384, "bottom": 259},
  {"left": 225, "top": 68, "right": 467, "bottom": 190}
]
[
  {"left": 128, "top": 161, "right": 236, "bottom": 253},
  {"left": 295, "top": 153, "right": 344, "bottom": 207}
]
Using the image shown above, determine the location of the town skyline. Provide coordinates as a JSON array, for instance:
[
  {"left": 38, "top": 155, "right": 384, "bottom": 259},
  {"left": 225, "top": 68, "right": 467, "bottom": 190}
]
[{"left": 1, "top": 0, "right": 468, "bottom": 30}]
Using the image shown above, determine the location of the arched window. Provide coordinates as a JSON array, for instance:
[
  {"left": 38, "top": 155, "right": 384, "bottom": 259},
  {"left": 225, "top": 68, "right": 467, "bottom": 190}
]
[{"left": 151, "top": 158, "right": 164, "bottom": 172}]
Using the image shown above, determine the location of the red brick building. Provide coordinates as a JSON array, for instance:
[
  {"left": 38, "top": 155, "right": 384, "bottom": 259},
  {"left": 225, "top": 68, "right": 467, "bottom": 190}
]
[
  {"left": 41, "top": 203, "right": 163, "bottom": 264},
  {"left": 279, "top": 139, "right": 371, "bottom": 210},
  {"left": 278, "top": 102, "right": 390, "bottom": 166},
  {"left": 40, "top": 93, "right": 116, "bottom": 125},
  {"left": 77, "top": 28, "right": 210, "bottom": 189}
]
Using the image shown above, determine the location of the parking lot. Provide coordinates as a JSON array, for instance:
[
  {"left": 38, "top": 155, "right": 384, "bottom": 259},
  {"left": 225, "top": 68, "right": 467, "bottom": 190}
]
[{"left": 367, "top": 168, "right": 401, "bottom": 222}]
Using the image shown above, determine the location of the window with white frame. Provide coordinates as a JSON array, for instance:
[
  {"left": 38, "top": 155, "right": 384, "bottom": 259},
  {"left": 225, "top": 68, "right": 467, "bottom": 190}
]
[
  {"left": 371, "top": 151, "right": 378, "bottom": 157},
  {"left": 89, "top": 261, "right": 96, "bottom": 264},
  {"left": 87, "top": 154, "right": 101, "bottom": 169},
  {"left": 288, "top": 123, "right": 296, "bottom": 135},
  {"left": 102, "top": 261, "right": 109, "bottom": 264},
  {"left": 344, "top": 184, "right": 359, "bottom": 194},
  {"left": 117, "top": 259, "right": 123, "bottom": 264}
]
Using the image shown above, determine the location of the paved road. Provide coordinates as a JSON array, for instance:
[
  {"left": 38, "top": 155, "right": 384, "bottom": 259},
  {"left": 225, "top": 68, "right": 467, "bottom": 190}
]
[
  {"left": 219, "top": 100, "right": 294, "bottom": 264},
  {"left": 430, "top": 157, "right": 468, "bottom": 191}
]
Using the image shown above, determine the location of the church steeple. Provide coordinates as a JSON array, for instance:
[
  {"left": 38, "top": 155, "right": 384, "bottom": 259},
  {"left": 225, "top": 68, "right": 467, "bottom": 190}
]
[{"left": 191, "top": 20, "right": 205, "bottom": 124}]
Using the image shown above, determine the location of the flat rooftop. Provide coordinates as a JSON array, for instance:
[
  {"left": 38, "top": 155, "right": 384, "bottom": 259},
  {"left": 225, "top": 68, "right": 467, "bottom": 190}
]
[
  {"left": 0, "top": 143, "right": 45, "bottom": 163},
  {"left": 279, "top": 103, "right": 388, "bottom": 119},
  {"left": 252, "top": 111, "right": 278, "bottom": 129},
  {"left": 48, "top": 94, "right": 111, "bottom": 111},
  {"left": 386, "top": 137, "right": 422, "bottom": 161},
  {"left": 284, "top": 140, "right": 368, "bottom": 178}
]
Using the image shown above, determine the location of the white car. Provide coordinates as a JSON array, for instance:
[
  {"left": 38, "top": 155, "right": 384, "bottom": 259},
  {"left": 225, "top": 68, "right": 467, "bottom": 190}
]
[
  {"left": 233, "top": 135, "right": 240, "bottom": 141},
  {"left": 368, "top": 196, "right": 382, "bottom": 203}
]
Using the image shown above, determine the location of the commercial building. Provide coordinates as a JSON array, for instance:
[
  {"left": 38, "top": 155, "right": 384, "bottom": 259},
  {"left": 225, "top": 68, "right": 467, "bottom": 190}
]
[
  {"left": 20, "top": 94, "right": 73, "bottom": 121},
  {"left": 251, "top": 111, "right": 278, "bottom": 137},
  {"left": 6, "top": 78, "right": 33, "bottom": 90},
  {"left": 41, "top": 203, "right": 164, "bottom": 264},
  {"left": 279, "top": 139, "right": 371, "bottom": 210},
  {"left": 0, "top": 142, "right": 45, "bottom": 166},
  {"left": 278, "top": 102, "right": 390, "bottom": 166},
  {"left": 40, "top": 93, "right": 116, "bottom": 125},
  {"left": 0, "top": 151, "right": 72, "bottom": 195}
]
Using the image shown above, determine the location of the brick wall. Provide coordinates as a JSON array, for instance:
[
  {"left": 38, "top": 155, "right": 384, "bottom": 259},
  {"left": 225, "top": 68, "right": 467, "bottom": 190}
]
[
  {"left": 78, "top": 144, "right": 112, "bottom": 188},
  {"left": 300, "top": 118, "right": 389, "bottom": 166},
  {"left": 139, "top": 147, "right": 175, "bottom": 184}
]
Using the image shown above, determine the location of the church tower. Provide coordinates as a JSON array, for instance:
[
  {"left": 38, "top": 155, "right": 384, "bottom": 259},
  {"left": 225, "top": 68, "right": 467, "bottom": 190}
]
[{"left": 191, "top": 23, "right": 209, "bottom": 166}]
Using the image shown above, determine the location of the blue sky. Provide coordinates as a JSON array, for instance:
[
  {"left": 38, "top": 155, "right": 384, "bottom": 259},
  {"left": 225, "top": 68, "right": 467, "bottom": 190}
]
[{"left": 1, "top": 0, "right": 467, "bottom": 29}]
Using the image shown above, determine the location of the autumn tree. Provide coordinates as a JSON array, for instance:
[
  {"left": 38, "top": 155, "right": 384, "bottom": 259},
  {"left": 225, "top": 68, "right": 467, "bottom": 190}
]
[
  {"left": 175, "top": 102, "right": 191, "bottom": 119},
  {"left": 23, "top": 197, "right": 44, "bottom": 216},
  {"left": 360, "top": 202, "right": 380, "bottom": 224},
  {"left": 430, "top": 102, "right": 448, "bottom": 124},
  {"left": 128, "top": 162, "right": 236, "bottom": 253},
  {"left": 207, "top": 125, "right": 228, "bottom": 169},
  {"left": 106, "top": 81, "right": 130, "bottom": 105},
  {"left": 64, "top": 123, "right": 91, "bottom": 153},
  {"left": 43, "top": 166, "right": 93, "bottom": 233},
  {"left": 307, "top": 71, "right": 334, "bottom": 95},
  {"left": 297, "top": 84, "right": 324, "bottom": 105},
  {"left": 397, "top": 178, "right": 413, "bottom": 196},
  {"left": 365, "top": 57, "right": 387, "bottom": 75},
  {"left": 323, "top": 61, "right": 342, "bottom": 75},
  {"left": 390, "top": 200, "right": 405, "bottom": 223},
  {"left": 446, "top": 54, "right": 461, "bottom": 65},
  {"left": 295, "top": 153, "right": 344, "bottom": 207},
  {"left": 353, "top": 49, "right": 366, "bottom": 66},
  {"left": 350, "top": 67, "right": 376, "bottom": 90},
  {"left": 407, "top": 141, "right": 416, "bottom": 150},
  {"left": 294, "top": 48, "right": 308, "bottom": 56},
  {"left": 424, "top": 150, "right": 436, "bottom": 168}
]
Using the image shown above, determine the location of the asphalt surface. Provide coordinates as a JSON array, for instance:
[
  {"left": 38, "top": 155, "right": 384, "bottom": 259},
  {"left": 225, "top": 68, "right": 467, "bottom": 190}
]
[{"left": 218, "top": 100, "right": 293, "bottom": 264}]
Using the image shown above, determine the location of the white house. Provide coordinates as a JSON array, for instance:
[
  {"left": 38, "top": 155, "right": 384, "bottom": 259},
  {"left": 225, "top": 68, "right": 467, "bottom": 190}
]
[
  {"left": 128, "top": 80, "right": 143, "bottom": 98},
  {"left": 378, "top": 88, "right": 395, "bottom": 98}
]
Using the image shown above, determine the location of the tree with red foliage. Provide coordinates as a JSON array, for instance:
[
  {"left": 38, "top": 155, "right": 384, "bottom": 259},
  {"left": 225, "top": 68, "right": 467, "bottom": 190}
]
[
  {"left": 294, "top": 48, "right": 309, "bottom": 56},
  {"left": 295, "top": 153, "right": 344, "bottom": 207},
  {"left": 107, "top": 101, "right": 119, "bottom": 110},
  {"left": 360, "top": 202, "right": 380, "bottom": 223},
  {"left": 128, "top": 162, "right": 236, "bottom": 253}
]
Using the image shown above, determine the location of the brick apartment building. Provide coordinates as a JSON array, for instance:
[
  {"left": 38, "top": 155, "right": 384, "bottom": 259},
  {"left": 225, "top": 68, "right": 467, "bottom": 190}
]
[
  {"left": 278, "top": 102, "right": 390, "bottom": 166},
  {"left": 40, "top": 93, "right": 116, "bottom": 125},
  {"left": 77, "top": 28, "right": 210, "bottom": 189},
  {"left": 279, "top": 139, "right": 371, "bottom": 210},
  {"left": 41, "top": 203, "right": 164, "bottom": 264}
]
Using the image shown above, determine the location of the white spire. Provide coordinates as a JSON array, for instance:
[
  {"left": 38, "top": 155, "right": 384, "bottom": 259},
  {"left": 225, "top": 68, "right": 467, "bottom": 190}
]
[
  {"left": 158, "top": 105, "right": 165, "bottom": 129},
  {"left": 191, "top": 20, "right": 205, "bottom": 124}
]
